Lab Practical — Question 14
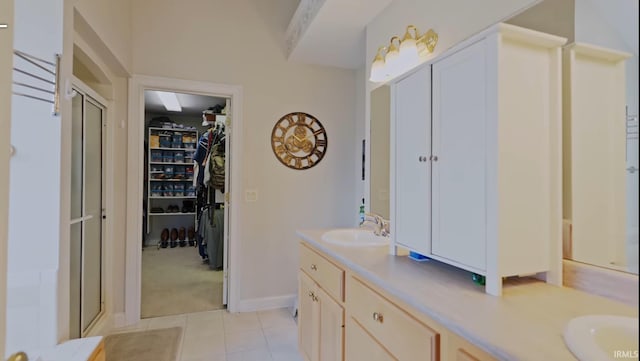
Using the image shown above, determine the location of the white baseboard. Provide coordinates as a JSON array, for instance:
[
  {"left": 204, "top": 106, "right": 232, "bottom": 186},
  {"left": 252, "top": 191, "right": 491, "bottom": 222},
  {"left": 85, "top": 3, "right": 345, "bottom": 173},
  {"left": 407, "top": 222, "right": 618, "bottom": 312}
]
[{"left": 236, "top": 294, "right": 296, "bottom": 313}]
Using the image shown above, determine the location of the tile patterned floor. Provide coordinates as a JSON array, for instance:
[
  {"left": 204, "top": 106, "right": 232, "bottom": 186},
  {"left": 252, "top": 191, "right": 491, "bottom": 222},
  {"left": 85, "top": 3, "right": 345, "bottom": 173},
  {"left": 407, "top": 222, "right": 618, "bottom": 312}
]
[{"left": 110, "top": 307, "right": 303, "bottom": 361}]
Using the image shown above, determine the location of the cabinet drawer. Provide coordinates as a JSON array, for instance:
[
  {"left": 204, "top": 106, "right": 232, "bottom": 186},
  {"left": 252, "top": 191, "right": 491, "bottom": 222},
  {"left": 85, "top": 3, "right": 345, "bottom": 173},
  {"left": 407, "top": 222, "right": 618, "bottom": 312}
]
[
  {"left": 345, "top": 318, "right": 395, "bottom": 361},
  {"left": 447, "top": 332, "right": 496, "bottom": 361},
  {"left": 300, "top": 244, "right": 344, "bottom": 302},
  {"left": 348, "top": 276, "right": 439, "bottom": 361}
]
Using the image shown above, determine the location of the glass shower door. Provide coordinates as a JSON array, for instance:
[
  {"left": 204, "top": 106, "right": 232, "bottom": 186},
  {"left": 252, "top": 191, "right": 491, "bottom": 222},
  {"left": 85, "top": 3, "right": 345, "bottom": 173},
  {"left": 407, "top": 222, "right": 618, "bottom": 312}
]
[{"left": 70, "top": 89, "right": 105, "bottom": 337}]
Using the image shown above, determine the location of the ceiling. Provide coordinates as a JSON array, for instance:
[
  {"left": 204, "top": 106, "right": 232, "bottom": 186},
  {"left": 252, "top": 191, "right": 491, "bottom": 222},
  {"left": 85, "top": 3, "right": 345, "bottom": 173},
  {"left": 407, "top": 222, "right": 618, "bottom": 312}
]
[{"left": 144, "top": 90, "right": 227, "bottom": 117}]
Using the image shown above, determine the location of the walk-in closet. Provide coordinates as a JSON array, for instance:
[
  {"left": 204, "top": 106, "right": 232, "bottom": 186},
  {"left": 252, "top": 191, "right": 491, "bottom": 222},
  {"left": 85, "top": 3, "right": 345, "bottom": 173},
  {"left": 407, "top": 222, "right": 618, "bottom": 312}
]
[{"left": 141, "top": 90, "right": 230, "bottom": 318}]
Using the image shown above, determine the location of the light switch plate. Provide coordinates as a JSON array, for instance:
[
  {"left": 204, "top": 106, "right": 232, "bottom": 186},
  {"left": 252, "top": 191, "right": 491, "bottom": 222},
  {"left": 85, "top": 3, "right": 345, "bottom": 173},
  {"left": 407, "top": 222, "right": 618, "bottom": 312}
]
[{"left": 245, "top": 189, "right": 258, "bottom": 202}]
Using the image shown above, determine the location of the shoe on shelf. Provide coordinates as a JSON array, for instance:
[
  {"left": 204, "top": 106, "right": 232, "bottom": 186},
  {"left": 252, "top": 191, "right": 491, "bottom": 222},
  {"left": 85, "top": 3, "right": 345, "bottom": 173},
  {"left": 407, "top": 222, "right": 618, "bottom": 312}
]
[
  {"left": 178, "top": 227, "right": 186, "bottom": 247},
  {"left": 187, "top": 226, "right": 196, "bottom": 247},
  {"left": 170, "top": 228, "right": 178, "bottom": 248},
  {"left": 160, "top": 228, "right": 169, "bottom": 248}
]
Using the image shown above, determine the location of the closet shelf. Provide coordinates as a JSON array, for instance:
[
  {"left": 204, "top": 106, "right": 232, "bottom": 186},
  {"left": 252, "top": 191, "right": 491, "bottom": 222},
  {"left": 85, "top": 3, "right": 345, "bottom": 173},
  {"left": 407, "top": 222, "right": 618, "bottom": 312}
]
[
  {"left": 149, "top": 162, "right": 195, "bottom": 165},
  {"left": 149, "top": 212, "right": 196, "bottom": 216},
  {"left": 148, "top": 127, "right": 198, "bottom": 132},
  {"left": 149, "top": 147, "right": 196, "bottom": 151},
  {"left": 149, "top": 196, "right": 197, "bottom": 199},
  {"left": 150, "top": 179, "right": 194, "bottom": 182}
]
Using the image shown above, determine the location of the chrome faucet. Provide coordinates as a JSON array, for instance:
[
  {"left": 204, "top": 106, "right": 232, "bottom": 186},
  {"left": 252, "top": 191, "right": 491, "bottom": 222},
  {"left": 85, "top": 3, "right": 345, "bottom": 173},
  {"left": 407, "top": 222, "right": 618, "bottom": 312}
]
[{"left": 361, "top": 212, "right": 390, "bottom": 237}]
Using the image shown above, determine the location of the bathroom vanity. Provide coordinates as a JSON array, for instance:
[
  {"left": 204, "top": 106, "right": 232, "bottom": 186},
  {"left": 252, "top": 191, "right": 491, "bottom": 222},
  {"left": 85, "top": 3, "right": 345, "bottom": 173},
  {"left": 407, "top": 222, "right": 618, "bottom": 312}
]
[{"left": 297, "top": 229, "right": 637, "bottom": 361}]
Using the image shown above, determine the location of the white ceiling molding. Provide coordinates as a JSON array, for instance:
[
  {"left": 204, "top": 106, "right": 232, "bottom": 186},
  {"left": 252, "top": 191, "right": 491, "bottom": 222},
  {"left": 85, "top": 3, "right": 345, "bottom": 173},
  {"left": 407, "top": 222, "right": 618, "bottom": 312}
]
[
  {"left": 285, "top": 0, "right": 327, "bottom": 58},
  {"left": 285, "top": 0, "right": 392, "bottom": 69}
]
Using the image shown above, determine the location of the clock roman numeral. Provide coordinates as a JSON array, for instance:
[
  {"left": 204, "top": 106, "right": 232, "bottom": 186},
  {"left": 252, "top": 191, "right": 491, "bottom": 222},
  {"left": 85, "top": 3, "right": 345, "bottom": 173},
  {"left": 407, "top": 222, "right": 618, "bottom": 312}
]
[
  {"left": 284, "top": 114, "right": 295, "bottom": 126},
  {"left": 306, "top": 156, "right": 315, "bottom": 166},
  {"left": 295, "top": 158, "right": 302, "bottom": 168},
  {"left": 283, "top": 154, "right": 293, "bottom": 165},
  {"left": 316, "top": 139, "right": 327, "bottom": 148},
  {"left": 272, "top": 136, "right": 284, "bottom": 144},
  {"left": 275, "top": 145, "right": 286, "bottom": 155},
  {"left": 313, "top": 149, "right": 323, "bottom": 158},
  {"left": 313, "top": 129, "right": 324, "bottom": 136}
]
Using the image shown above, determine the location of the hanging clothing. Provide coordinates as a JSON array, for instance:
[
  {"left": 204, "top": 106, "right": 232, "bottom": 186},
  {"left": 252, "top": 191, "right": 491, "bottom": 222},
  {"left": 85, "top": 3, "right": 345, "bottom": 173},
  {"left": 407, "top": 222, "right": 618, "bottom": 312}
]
[
  {"left": 198, "top": 206, "right": 224, "bottom": 270},
  {"left": 193, "top": 130, "right": 212, "bottom": 187}
]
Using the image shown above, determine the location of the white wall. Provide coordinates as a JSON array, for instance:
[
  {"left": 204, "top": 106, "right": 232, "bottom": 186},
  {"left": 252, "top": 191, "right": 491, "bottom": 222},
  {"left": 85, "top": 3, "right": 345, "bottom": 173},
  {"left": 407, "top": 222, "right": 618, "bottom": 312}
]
[
  {"left": 131, "top": 0, "right": 358, "bottom": 305},
  {"left": 7, "top": 0, "right": 63, "bottom": 355},
  {"left": 73, "top": 0, "right": 132, "bottom": 74}
]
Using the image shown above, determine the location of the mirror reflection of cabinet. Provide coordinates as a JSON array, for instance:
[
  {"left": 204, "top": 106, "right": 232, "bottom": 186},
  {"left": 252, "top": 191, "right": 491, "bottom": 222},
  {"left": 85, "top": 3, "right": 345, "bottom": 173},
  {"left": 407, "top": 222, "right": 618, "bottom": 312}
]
[
  {"left": 370, "top": 85, "right": 391, "bottom": 219},
  {"left": 563, "top": 43, "right": 631, "bottom": 271},
  {"left": 390, "top": 24, "right": 566, "bottom": 296}
]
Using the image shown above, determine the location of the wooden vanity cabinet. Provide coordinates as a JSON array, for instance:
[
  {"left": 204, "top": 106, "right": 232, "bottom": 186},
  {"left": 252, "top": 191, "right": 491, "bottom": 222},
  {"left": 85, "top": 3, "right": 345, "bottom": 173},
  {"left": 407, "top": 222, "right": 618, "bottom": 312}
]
[
  {"left": 88, "top": 339, "right": 106, "bottom": 361},
  {"left": 345, "top": 317, "right": 395, "bottom": 361},
  {"left": 298, "top": 241, "right": 497, "bottom": 361},
  {"left": 446, "top": 332, "right": 495, "bottom": 361},
  {"left": 298, "top": 244, "right": 345, "bottom": 361}
]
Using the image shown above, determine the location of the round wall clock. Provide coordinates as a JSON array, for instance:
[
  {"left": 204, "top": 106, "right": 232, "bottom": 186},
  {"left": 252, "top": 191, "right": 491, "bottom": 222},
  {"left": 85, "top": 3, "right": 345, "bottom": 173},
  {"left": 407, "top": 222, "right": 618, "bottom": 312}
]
[{"left": 271, "top": 112, "right": 327, "bottom": 170}]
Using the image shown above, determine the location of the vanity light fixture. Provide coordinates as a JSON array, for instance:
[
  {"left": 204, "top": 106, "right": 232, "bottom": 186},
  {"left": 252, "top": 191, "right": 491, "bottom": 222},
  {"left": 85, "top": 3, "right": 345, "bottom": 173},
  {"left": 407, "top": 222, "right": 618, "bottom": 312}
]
[
  {"left": 156, "top": 91, "right": 182, "bottom": 112},
  {"left": 369, "top": 46, "right": 388, "bottom": 83},
  {"left": 369, "top": 25, "right": 439, "bottom": 82}
]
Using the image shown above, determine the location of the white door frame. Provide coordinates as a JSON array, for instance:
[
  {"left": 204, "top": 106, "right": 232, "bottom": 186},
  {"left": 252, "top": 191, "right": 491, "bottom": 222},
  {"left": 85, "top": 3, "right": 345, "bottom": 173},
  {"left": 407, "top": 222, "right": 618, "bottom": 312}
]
[
  {"left": 0, "top": 0, "right": 15, "bottom": 355},
  {"left": 126, "top": 75, "right": 243, "bottom": 324}
]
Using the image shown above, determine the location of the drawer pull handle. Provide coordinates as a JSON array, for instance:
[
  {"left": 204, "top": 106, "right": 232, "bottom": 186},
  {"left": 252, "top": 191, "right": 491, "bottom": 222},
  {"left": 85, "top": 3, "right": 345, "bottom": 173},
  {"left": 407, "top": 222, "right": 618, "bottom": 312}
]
[
  {"left": 310, "top": 264, "right": 317, "bottom": 271},
  {"left": 372, "top": 312, "right": 384, "bottom": 323}
]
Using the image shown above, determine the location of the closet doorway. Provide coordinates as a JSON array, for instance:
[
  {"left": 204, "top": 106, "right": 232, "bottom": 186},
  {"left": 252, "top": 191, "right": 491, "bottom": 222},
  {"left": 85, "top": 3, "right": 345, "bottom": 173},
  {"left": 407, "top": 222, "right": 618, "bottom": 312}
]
[
  {"left": 140, "top": 90, "right": 231, "bottom": 318},
  {"left": 69, "top": 82, "right": 106, "bottom": 338}
]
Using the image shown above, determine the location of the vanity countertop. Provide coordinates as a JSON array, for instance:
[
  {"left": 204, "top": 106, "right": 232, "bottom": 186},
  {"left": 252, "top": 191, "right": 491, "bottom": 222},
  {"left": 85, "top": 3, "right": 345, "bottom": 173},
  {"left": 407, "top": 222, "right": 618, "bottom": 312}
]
[{"left": 297, "top": 229, "right": 638, "bottom": 361}]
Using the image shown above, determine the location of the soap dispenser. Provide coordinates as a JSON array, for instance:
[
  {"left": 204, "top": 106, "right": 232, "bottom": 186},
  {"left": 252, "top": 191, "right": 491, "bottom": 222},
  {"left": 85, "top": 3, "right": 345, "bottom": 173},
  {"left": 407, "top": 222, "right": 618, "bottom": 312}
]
[{"left": 359, "top": 198, "right": 365, "bottom": 225}]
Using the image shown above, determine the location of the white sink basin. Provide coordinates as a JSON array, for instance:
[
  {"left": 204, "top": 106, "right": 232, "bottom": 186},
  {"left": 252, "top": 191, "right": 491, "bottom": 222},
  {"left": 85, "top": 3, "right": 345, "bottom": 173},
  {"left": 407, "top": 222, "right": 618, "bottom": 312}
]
[
  {"left": 321, "top": 228, "right": 390, "bottom": 247},
  {"left": 564, "top": 315, "right": 639, "bottom": 361}
]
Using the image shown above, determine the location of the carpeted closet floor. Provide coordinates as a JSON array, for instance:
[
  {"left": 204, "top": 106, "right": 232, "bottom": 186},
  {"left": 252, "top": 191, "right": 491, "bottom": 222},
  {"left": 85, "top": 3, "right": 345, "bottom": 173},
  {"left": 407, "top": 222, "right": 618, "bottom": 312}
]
[{"left": 141, "top": 246, "right": 224, "bottom": 318}]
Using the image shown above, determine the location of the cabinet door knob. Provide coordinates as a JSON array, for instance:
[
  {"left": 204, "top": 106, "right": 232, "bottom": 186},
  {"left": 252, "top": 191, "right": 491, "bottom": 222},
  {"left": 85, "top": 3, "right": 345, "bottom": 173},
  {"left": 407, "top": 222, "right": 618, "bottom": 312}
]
[
  {"left": 308, "top": 291, "right": 314, "bottom": 298},
  {"left": 310, "top": 264, "right": 317, "bottom": 271},
  {"left": 418, "top": 156, "right": 423, "bottom": 162},
  {"left": 372, "top": 312, "right": 384, "bottom": 323},
  {"left": 432, "top": 155, "right": 438, "bottom": 162}
]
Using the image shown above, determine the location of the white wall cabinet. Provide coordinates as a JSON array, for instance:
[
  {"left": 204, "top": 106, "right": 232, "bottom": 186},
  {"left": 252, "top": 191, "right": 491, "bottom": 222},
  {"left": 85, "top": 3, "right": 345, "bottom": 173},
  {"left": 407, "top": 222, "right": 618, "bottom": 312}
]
[
  {"left": 392, "top": 65, "right": 432, "bottom": 257},
  {"left": 391, "top": 23, "right": 566, "bottom": 295},
  {"left": 431, "top": 39, "right": 488, "bottom": 271}
]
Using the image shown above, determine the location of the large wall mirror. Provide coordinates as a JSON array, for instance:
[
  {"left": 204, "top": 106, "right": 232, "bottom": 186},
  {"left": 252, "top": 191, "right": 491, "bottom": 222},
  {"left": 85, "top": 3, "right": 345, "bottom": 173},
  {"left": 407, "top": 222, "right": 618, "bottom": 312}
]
[
  {"left": 369, "top": 85, "right": 391, "bottom": 219},
  {"left": 506, "top": 0, "right": 638, "bottom": 275},
  {"left": 368, "top": 0, "right": 638, "bottom": 275}
]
